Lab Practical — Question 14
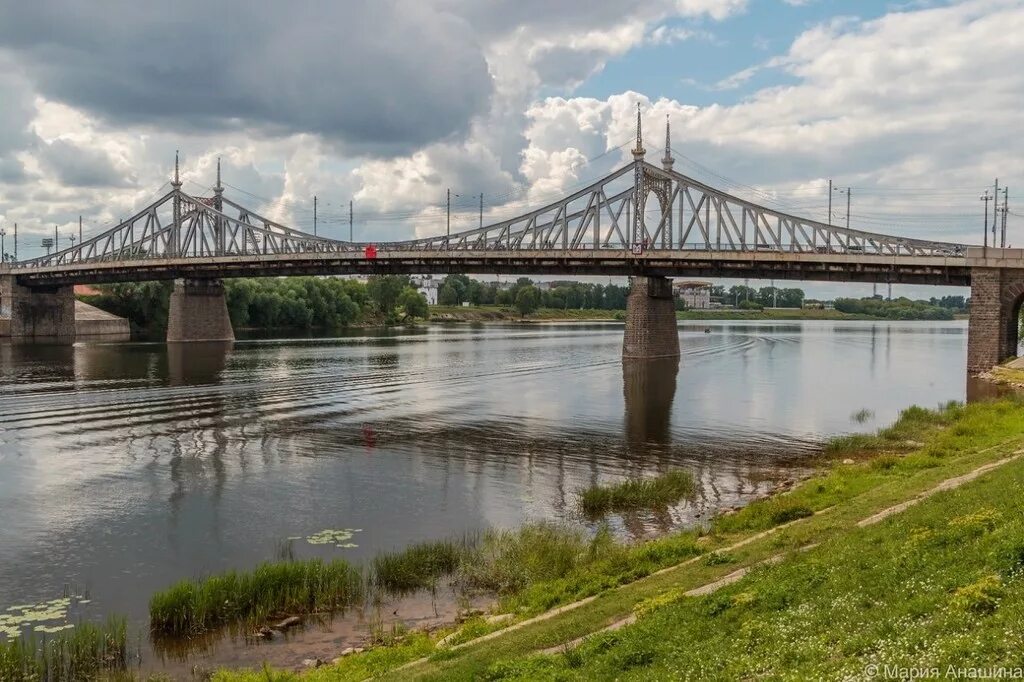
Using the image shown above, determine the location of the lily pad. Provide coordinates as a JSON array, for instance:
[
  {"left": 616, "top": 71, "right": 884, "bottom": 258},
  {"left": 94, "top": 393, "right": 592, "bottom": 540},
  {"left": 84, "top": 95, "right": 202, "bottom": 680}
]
[{"left": 305, "top": 528, "right": 363, "bottom": 548}]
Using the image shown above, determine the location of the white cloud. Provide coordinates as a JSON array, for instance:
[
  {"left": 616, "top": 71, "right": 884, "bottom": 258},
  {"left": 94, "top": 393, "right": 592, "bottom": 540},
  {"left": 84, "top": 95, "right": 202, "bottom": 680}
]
[
  {"left": 516, "top": 0, "right": 1024, "bottom": 248},
  {"left": 0, "top": 0, "right": 1020, "bottom": 269}
]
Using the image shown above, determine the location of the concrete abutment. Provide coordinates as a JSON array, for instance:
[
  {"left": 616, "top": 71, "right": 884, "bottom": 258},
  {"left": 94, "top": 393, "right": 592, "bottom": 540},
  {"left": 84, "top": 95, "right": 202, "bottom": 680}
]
[
  {"left": 622, "top": 275, "right": 680, "bottom": 360},
  {"left": 166, "top": 278, "right": 235, "bottom": 343},
  {"left": 0, "top": 274, "right": 76, "bottom": 342}
]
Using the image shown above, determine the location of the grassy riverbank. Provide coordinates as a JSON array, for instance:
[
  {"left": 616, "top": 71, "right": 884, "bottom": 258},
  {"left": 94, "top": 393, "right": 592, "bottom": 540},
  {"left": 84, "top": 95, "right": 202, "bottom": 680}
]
[
  {"left": 211, "top": 395, "right": 1024, "bottom": 680},
  {"left": 429, "top": 304, "right": 947, "bottom": 323}
]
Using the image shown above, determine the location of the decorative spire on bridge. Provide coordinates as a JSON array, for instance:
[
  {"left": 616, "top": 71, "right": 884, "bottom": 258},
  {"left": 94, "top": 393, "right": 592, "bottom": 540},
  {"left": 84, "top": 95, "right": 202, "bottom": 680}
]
[
  {"left": 214, "top": 157, "right": 223, "bottom": 195},
  {"left": 632, "top": 102, "right": 645, "bottom": 161},
  {"left": 662, "top": 115, "right": 674, "bottom": 172},
  {"left": 213, "top": 157, "right": 224, "bottom": 213},
  {"left": 171, "top": 150, "right": 182, "bottom": 189}
]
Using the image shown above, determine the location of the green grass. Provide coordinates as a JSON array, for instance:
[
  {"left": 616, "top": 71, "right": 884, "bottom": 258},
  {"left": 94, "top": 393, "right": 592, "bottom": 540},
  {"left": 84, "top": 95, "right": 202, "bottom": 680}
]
[
  {"left": 459, "top": 523, "right": 614, "bottom": 596},
  {"left": 429, "top": 306, "right": 622, "bottom": 322},
  {"left": 149, "top": 559, "right": 364, "bottom": 637},
  {"left": 577, "top": 471, "right": 696, "bottom": 518},
  {"left": 480, "top": 449, "right": 1024, "bottom": 680},
  {"left": 212, "top": 396, "right": 1024, "bottom": 681},
  {"left": 824, "top": 400, "right": 962, "bottom": 457},
  {"left": 373, "top": 539, "right": 470, "bottom": 594},
  {"left": 428, "top": 304, "right": 926, "bottom": 323},
  {"left": 0, "top": 616, "right": 128, "bottom": 682}
]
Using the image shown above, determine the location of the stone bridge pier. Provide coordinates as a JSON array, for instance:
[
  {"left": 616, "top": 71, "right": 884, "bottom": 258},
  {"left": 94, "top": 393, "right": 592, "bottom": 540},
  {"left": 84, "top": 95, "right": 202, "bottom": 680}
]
[
  {"left": 166, "top": 278, "right": 235, "bottom": 343},
  {"left": 0, "top": 274, "right": 76, "bottom": 342},
  {"left": 967, "top": 266, "right": 1024, "bottom": 374},
  {"left": 622, "top": 275, "right": 680, "bottom": 360}
]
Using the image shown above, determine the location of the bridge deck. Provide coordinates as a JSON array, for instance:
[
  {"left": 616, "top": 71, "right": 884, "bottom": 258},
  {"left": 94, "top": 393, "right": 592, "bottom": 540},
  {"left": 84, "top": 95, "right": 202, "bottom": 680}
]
[{"left": 3, "top": 249, "right": 971, "bottom": 287}]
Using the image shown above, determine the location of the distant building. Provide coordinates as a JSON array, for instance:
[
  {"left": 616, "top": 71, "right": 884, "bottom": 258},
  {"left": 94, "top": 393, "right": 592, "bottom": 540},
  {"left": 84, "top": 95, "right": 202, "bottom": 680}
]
[
  {"left": 672, "top": 280, "right": 711, "bottom": 309},
  {"left": 537, "top": 280, "right": 582, "bottom": 291},
  {"left": 410, "top": 275, "right": 440, "bottom": 305}
]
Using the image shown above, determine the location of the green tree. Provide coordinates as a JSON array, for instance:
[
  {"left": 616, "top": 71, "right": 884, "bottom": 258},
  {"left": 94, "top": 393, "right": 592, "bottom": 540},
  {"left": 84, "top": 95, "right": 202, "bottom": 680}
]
[
  {"left": 437, "top": 274, "right": 470, "bottom": 305},
  {"left": 398, "top": 287, "right": 429, "bottom": 321},
  {"left": 515, "top": 285, "right": 541, "bottom": 317},
  {"left": 438, "top": 282, "right": 459, "bottom": 306},
  {"left": 367, "top": 275, "right": 411, "bottom": 317}
]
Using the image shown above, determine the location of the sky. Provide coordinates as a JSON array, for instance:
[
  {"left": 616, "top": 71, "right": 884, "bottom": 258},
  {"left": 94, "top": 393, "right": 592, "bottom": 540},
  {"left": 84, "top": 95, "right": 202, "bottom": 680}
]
[{"left": 0, "top": 0, "right": 1021, "bottom": 299}]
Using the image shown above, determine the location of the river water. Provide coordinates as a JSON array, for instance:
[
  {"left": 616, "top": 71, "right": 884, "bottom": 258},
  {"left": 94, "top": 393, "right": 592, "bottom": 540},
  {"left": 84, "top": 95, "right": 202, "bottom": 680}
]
[{"left": 0, "top": 320, "right": 978, "bottom": 671}]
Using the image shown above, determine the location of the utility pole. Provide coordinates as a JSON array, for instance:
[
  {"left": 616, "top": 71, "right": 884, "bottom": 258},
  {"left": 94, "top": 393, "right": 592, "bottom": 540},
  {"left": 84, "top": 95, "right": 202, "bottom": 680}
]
[
  {"left": 54, "top": 225, "right": 58, "bottom": 251},
  {"left": 349, "top": 200, "right": 353, "bottom": 242},
  {"left": 313, "top": 195, "right": 318, "bottom": 237},
  {"left": 1, "top": 228, "right": 5, "bottom": 262},
  {"left": 1001, "top": 187, "right": 1009, "bottom": 248},
  {"left": 479, "top": 193, "right": 483, "bottom": 230},
  {"left": 993, "top": 179, "right": 1000, "bottom": 248},
  {"left": 446, "top": 189, "right": 461, "bottom": 243},
  {"left": 981, "top": 190, "right": 992, "bottom": 249},
  {"left": 78, "top": 216, "right": 82, "bottom": 245},
  {"left": 833, "top": 186, "right": 851, "bottom": 228},
  {"left": 827, "top": 179, "right": 833, "bottom": 224},
  {"left": 12, "top": 222, "right": 16, "bottom": 261}
]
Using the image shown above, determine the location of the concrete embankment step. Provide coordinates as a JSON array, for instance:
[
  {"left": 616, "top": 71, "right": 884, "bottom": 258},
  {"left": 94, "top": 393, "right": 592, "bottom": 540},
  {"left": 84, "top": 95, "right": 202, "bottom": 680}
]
[{"left": 74, "top": 300, "right": 131, "bottom": 337}]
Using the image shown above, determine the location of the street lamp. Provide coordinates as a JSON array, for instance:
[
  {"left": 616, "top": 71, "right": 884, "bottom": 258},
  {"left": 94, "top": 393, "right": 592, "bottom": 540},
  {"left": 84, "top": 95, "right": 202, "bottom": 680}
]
[{"left": 0, "top": 228, "right": 6, "bottom": 262}]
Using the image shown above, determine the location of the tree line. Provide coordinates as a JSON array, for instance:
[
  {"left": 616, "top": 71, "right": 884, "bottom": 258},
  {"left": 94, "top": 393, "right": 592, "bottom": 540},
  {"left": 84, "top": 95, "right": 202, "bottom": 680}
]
[
  {"left": 437, "top": 274, "right": 629, "bottom": 311},
  {"left": 81, "top": 276, "right": 429, "bottom": 334},
  {"left": 832, "top": 297, "right": 956, "bottom": 320}
]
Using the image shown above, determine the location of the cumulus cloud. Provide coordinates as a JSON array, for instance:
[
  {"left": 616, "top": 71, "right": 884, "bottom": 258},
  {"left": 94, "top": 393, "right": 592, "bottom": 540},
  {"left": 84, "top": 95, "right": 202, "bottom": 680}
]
[
  {"left": 0, "top": 1, "right": 493, "bottom": 155},
  {"left": 36, "top": 139, "right": 134, "bottom": 188},
  {"left": 517, "top": 0, "right": 1024, "bottom": 245},
  {"left": 0, "top": 0, "right": 1020, "bottom": 262}
]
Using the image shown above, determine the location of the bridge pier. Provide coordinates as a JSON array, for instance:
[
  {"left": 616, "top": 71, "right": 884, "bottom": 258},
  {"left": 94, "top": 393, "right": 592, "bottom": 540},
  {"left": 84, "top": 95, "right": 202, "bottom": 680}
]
[
  {"left": 622, "top": 275, "right": 680, "bottom": 360},
  {"left": 967, "top": 267, "right": 1024, "bottom": 374},
  {"left": 0, "top": 275, "right": 76, "bottom": 342},
  {"left": 166, "top": 278, "right": 235, "bottom": 343}
]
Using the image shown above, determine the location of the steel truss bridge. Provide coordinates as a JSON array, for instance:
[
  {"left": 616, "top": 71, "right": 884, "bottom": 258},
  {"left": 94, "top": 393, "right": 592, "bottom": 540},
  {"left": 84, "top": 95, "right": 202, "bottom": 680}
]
[{"left": 5, "top": 122, "right": 971, "bottom": 288}]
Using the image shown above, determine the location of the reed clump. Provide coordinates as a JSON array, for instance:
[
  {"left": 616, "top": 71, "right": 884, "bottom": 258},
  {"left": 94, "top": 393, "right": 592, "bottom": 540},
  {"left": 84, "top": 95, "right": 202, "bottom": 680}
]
[
  {"left": 372, "top": 539, "right": 470, "bottom": 593},
  {"left": 0, "top": 616, "right": 128, "bottom": 682},
  {"left": 826, "top": 401, "right": 964, "bottom": 457},
  {"left": 149, "top": 559, "right": 363, "bottom": 636},
  {"left": 577, "top": 470, "right": 696, "bottom": 518}
]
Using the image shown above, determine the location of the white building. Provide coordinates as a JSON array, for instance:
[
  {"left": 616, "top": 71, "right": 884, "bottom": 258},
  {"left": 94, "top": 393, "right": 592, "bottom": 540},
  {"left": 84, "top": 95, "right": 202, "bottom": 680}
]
[
  {"left": 672, "top": 280, "right": 711, "bottom": 309},
  {"left": 410, "top": 275, "right": 440, "bottom": 305}
]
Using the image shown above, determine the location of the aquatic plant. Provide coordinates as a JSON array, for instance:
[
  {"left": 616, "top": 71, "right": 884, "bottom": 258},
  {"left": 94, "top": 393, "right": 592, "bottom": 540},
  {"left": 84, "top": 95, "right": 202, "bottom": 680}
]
[
  {"left": 372, "top": 539, "right": 471, "bottom": 594},
  {"left": 577, "top": 470, "right": 696, "bottom": 518},
  {"left": 458, "top": 522, "right": 599, "bottom": 595},
  {"left": 0, "top": 616, "right": 128, "bottom": 682},
  {"left": 851, "top": 408, "right": 874, "bottom": 423},
  {"left": 148, "top": 559, "right": 364, "bottom": 637},
  {"left": 825, "top": 401, "right": 965, "bottom": 457},
  {"left": 306, "top": 528, "right": 362, "bottom": 548},
  {"left": 0, "top": 594, "right": 91, "bottom": 641}
]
